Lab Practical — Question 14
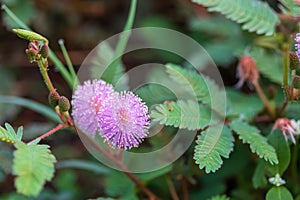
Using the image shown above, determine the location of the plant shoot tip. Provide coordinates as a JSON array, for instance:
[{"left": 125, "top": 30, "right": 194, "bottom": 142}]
[{"left": 58, "top": 39, "right": 64, "bottom": 45}]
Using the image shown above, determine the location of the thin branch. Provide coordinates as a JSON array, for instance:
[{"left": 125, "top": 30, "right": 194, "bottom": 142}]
[
  {"left": 180, "top": 177, "right": 189, "bottom": 200},
  {"left": 253, "top": 82, "right": 275, "bottom": 118},
  {"left": 27, "top": 124, "right": 67, "bottom": 144},
  {"left": 166, "top": 175, "right": 179, "bottom": 200}
]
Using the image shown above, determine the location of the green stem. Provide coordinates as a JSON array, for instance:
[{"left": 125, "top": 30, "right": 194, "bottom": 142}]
[
  {"left": 1, "top": 5, "right": 30, "bottom": 30},
  {"left": 37, "top": 59, "right": 55, "bottom": 92},
  {"left": 1, "top": 4, "right": 73, "bottom": 88},
  {"left": 114, "top": 0, "right": 137, "bottom": 59},
  {"left": 102, "top": 0, "right": 137, "bottom": 83},
  {"left": 58, "top": 39, "right": 78, "bottom": 85},
  {"left": 283, "top": 44, "right": 290, "bottom": 96}
]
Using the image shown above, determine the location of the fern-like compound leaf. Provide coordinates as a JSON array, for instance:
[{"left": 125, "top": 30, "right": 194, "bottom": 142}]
[
  {"left": 192, "top": 0, "right": 280, "bottom": 36},
  {"left": 13, "top": 142, "right": 56, "bottom": 197},
  {"left": 151, "top": 100, "right": 211, "bottom": 130},
  {"left": 0, "top": 123, "right": 23, "bottom": 144},
  {"left": 165, "top": 63, "right": 225, "bottom": 115},
  {"left": 279, "top": 0, "right": 300, "bottom": 16},
  {"left": 229, "top": 120, "right": 278, "bottom": 165},
  {"left": 194, "top": 125, "right": 234, "bottom": 173}
]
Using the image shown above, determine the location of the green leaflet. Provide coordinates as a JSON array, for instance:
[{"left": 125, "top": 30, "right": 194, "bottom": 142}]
[
  {"left": 150, "top": 100, "right": 211, "bottom": 130},
  {"left": 134, "top": 84, "right": 177, "bottom": 107},
  {"left": 0, "top": 123, "right": 23, "bottom": 144},
  {"left": 229, "top": 120, "right": 278, "bottom": 165},
  {"left": 192, "top": 0, "right": 279, "bottom": 36},
  {"left": 266, "top": 186, "right": 293, "bottom": 200},
  {"left": 165, "top": 63, "right": 225, "bottom": 116},
  {"left": 194, "top": 125, "right": 234, "bottom": 173},
  {"left": 13, "top": 142, "right": 56, "bottom": 197},
  {"left": 279, "top": 0, "right": 300, "bottom": 16}
]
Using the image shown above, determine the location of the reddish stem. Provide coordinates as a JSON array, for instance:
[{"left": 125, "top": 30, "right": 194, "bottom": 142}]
[{"left": 28, "top": 124, "right": 67, "bottom": 144}]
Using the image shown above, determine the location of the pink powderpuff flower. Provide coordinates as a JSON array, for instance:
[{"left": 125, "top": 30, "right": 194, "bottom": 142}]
[
  {"left": 99, "top": 91, "right": 150, "bottom": 150},
  {"left": 273, "top": 118, "right": 300, "bottom": 144},
  {"left": 71, "top": 79, "right": 115, "bottom": 136},
  {"left": 295, "top": 33, "right": 300, "bottom": 59}
]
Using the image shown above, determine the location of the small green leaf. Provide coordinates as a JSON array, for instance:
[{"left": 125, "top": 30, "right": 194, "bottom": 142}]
[
  {"left": 0, "top": 123, "right": 23, "bottom": 144},
  {"left": 194, "top": 125, "right": 234, "bottom": 173},
  {"left": 266, "top": 130, "right": 291, "bottom": 175},
  {"left": 266, "top": 186, "right": 293, "bottom": 200},
  {"left": 12, "top": 29, "right": 48, "bottom": 44},
  {"left": 151, "top": 100, "right": 211, "bottom": 130},
  {"left": 13, "top": 142, "right": 56, "bottom": 197},
  {"left": 229, "top": 120, "right": 278, "bottom": 165},
  {"left": 252, "top": 160, "right": 268, "bottom": 188}
]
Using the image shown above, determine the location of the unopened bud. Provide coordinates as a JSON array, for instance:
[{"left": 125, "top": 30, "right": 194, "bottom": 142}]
[
  {"left": 58, "top": 96, "right": 70, "bottom": 112},
  {"left": 25, "top": 49, "right": 37, "bottom": 63},
  {"left": 48, "top": 90, "right": 60, "bottom": 107},
  {"left": 13, "top": 29, "right": 48, "bottom": 44},
  {"left": 40, "top": 44, "right": 49, "bottom": 58},
  {"left": 28, "top": 41, "right": 39, "bottom": 51},
  {"left": 289, "top": 52, "right": 299, "bottom": 70},
  {"left": 236, "top": 56, "right": 259, "bottom": 88},
  {"left": 293, "top": 76, "right": 300, "bottom": 89}
]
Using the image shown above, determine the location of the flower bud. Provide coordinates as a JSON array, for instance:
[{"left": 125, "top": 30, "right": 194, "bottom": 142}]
[
  {"left": 58, "top": 96, "right": 70, "bottom": 112},
  {"left": 236, "top": 56, "right": 259, "bottom": 88},
  {"left": 40, "top": 44, "right": 49, "bottom": 58},
  {"left": 289, "top": 52, "right": 299, "bottom": 70},
  {"left": 48, "top": 90, "right": 60, "bottom": 107},
  {"left": 13, "top": 29, "right": 48, "bottom": 44},
  {"left": 293, "top": 76, "right": 300, "bottom": 89},
  {"left": 25, "top": 49, "right": 38, "bottom": 63}
]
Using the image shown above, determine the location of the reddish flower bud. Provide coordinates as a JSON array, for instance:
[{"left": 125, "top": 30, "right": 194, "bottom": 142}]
[
  {"left": 293, "top": 76, "right": 300, "bottom": 89},
  {"left": 236, "top": 56, "right": 259, "bottom": 88},
  {"left": 28, "top": 41, "right": 40, "bottom": 52},
  {"left": 25, "top": 49, "right": 37, "bottom": 63},
  {"left": 40, "top": 44, "right": 49, "bottom": 58},
  {"left": 289, "top": 52, "right": 299, "bottom": 70},
  {"left": 58, "top": 96, "right": 70, "bottom": 112}
]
